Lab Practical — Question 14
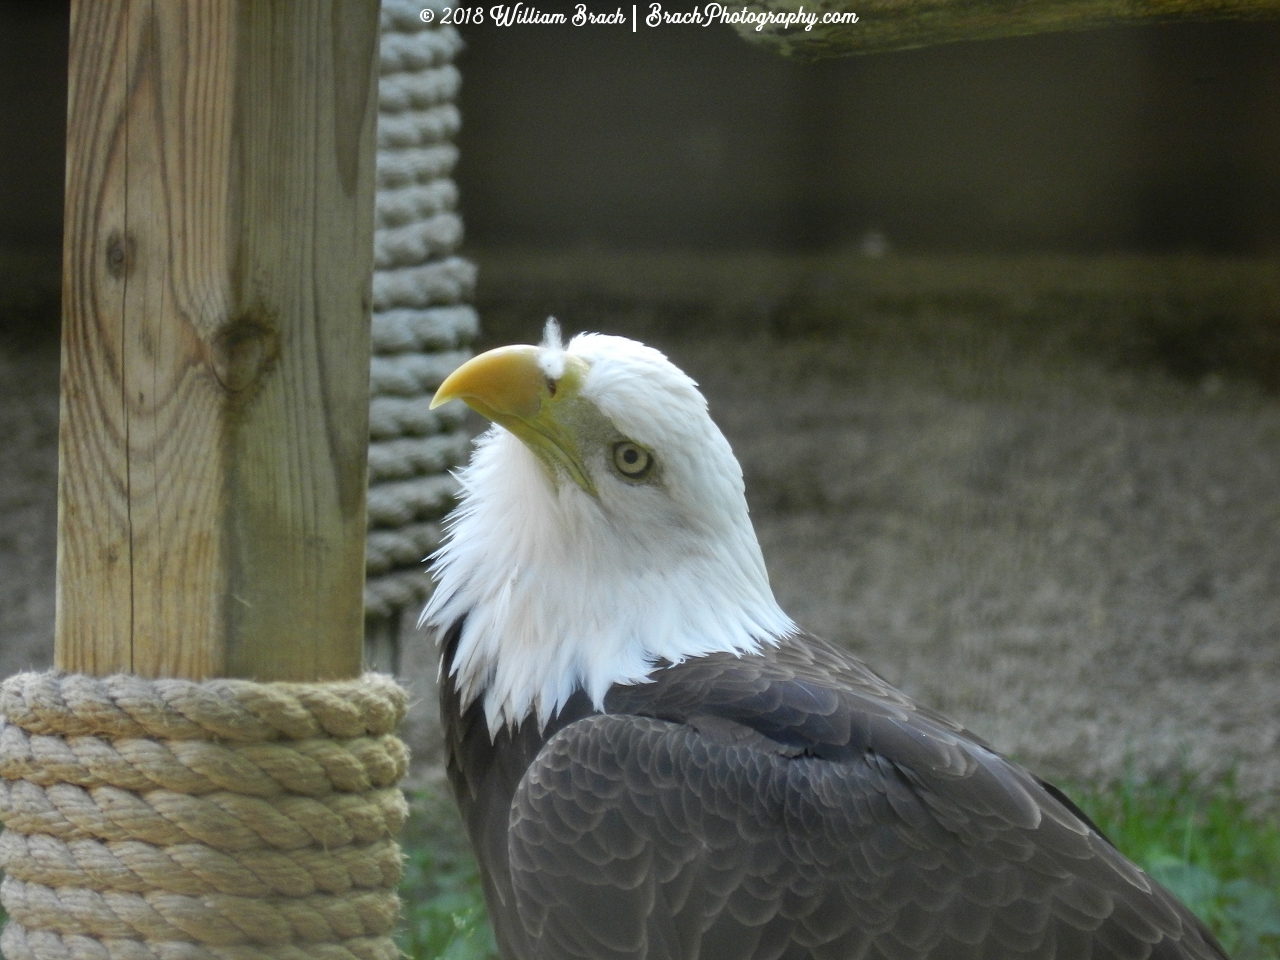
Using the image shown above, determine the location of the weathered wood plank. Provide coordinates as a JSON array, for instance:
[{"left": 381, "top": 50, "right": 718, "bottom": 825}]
[
  {"left": 57, "top": 0, "right": 134, "bottom": 678},
  {"left": 736, "top": 0, "right": 1280, "bottom": 57},
  {"left": 56, "top": 0, "right": 380, "bottom": 681}
]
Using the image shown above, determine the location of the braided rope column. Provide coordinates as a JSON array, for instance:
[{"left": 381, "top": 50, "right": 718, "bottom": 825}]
[
  {"left": 365, "top": 1, "right": 479, "bottom": 629},
  {"left": 0, "top": 672, "right": 409, "bottom": 960}
]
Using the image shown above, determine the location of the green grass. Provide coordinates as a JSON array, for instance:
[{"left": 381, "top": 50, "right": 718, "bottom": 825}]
[
  {"left": 398, "top": 790, "right": 499, "bottom": 960},
  {"left": 1070, "top": 773, "right": 1280, "bottom": 960},
  {"left": 396, "top": 775, "right": 1280, "bottom": 960}
]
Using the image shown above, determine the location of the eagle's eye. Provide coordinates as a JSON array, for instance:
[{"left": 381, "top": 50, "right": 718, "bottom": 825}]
[{"left": 612, "top": 441, "right": 654, "bottom": 480}]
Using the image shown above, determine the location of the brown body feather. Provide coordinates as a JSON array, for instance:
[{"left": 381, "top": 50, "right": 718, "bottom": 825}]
[{"left": 442, "top": 621, "right": 1228, "bottom": 960}]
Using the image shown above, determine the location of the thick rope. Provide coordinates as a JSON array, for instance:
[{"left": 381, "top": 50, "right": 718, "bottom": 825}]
[
  {"left": 365, "top": 1, "right": 479, "bottom": 622},
  {"left": 0, "top": 672, "right": 409, "bottom": 960}
]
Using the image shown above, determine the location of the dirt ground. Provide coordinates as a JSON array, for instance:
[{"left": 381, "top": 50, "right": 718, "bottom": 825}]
[
  {"left": 0, "top": 340, "right": 58, "bottom": 681},
  {"left": 685, "top": 336, "right": 1280, "bottom": 803},
  {"left": 3, "top": 251, "right": 1278, "bottom": 810}
]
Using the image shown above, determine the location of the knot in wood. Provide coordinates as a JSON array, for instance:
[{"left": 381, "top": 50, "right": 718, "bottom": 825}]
[
  {"left": 104, "top": 231, "right": 134, "bottom": 280},
  {"left": 210, "top": 317, "right": 280, "bottom": 395}
]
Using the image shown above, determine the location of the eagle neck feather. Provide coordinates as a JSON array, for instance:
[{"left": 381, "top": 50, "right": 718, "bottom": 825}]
[{"left": 424, "top": 427, "right": 794, "bottom": 736}]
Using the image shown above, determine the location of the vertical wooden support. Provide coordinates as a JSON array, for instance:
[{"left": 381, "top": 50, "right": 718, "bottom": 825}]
[{"left": 56, "top": 0, "right": 381, "bottom": 681}]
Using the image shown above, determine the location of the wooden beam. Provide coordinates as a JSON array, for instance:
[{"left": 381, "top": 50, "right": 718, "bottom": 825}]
[
  {"left": 736, "top": 0, "right": 1280, "bottom": 57},
  {"left": 56, "top": 0, "right": 380, "bottom": 681}
]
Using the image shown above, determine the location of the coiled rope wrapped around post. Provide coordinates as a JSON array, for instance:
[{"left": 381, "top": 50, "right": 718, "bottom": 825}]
[
  {"left": 0, "top": 672, "right": 409, "bottom": 960},
  {"left": 365, "top": 0, "right": 479, "bottom": 631}
]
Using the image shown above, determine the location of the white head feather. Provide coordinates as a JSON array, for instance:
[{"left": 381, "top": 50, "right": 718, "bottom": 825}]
[{"left": 422, "top": 323, "right": 795, "bottom": 734}]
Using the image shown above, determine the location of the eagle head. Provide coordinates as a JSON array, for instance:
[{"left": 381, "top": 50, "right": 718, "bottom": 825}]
[{"left": 422, "top": 320, "right": 794, "bottom": 733}]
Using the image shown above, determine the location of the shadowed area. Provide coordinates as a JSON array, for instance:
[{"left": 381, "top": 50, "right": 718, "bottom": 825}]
[
  {"left": 2, "top": 0, "right": 1277, "bottom": 812},
  {"left": 465, "top": 251, "right": 1280, "bottom": 809}
]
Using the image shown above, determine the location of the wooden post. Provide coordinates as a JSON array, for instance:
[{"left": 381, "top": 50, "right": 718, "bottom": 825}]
[{"left": 56, "top": 0, "right": 381, "bottom": 681}]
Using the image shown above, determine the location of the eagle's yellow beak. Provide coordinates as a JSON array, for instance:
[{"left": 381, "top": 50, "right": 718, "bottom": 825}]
[{"left": 432, "top": 345, "right": 597, "bottom": 495}]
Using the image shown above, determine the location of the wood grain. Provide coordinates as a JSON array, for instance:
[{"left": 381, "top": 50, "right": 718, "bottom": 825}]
[
  {"left": 737, "top": 0, "right": 1280, "bottom": 57},
  {"left": 56, "top": 0, "right": 380, "bottom": 681}
]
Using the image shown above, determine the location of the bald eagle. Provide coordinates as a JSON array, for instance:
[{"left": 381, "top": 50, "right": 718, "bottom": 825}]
[{"left": 423, "top": 320, "right": 1226, "bottom": 960}]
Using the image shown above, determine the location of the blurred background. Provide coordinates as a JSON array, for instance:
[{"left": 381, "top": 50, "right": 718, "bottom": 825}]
[{"left": 2, "top": 2, "right": 1278, "bottom": 808}]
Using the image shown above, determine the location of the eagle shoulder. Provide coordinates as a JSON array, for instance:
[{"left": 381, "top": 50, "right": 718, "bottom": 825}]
[{"left": 504, "top": 632, "right": 1226, "bottom": 960}]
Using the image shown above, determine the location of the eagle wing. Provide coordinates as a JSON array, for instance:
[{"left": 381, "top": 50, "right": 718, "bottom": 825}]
[{"left": 506, "top": 636, "right": 1225, "bottom": 960}]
